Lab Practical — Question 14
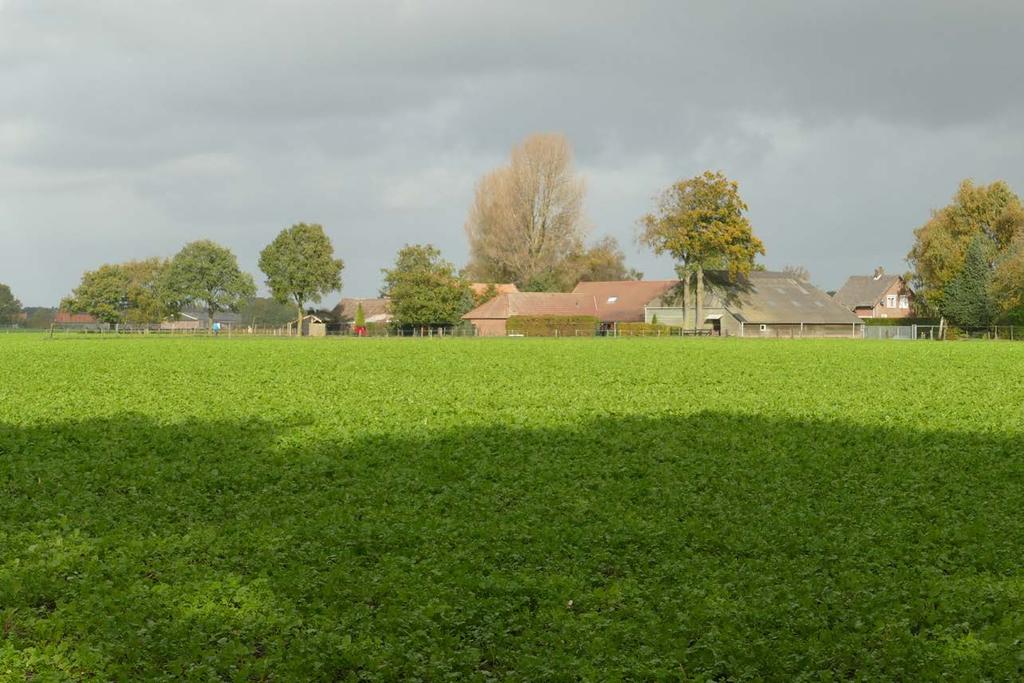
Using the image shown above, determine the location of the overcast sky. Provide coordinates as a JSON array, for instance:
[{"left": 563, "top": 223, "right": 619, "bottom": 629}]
[{"left": 2, "top": 1, "right": 1022, "bottom": 305}]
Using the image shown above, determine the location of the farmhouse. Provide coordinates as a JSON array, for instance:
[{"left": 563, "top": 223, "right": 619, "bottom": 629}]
[
  {"left": 462, "top": 292, "right": 599, "bottom": 336},
  {"left": 572, "top": 280, "right": 677, "bottom": 330},
  {"left": 161, "top": 309, "right": 242, "bottom": 331},
  {"left": 643, "top": 270, "right": 863, "bottom": 337},
  {"left": 53, "top": 310, "right": 105, "bottom": 330},
  {"left": 333, "top": 297, "right": 393, "bottom": 325},
  {"left": 832, "top": 268, "right": 914, "bottom": 318}
]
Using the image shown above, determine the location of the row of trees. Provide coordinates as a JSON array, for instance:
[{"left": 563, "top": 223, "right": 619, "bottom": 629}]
[
  {"left": 50, "top": 131, "right": 766, "bottom": 332},
  {"left": 908, "top": 180, "right": 1024, "bottom": 328},
  {"left": 50, "top": 131, "right": 1024, "bottom": 335},
  {"left": 64, "top": 224, "right": 344, "bottom": 330}
]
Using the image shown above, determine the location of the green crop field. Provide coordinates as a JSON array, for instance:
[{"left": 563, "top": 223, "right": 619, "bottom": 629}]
[{"left": 2, "top": 335, "right": 1024, "bottom": 680}]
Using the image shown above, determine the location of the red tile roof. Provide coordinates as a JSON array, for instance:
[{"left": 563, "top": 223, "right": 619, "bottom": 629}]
[
  {"left": 571, "top": 280, "right": 678, "bottom": 322},
  {"left": 54, "top": 311, "right": 99, "bottom": 324},
  {"left": 462, "top": 292, "right": 599, "bottom": 319}
]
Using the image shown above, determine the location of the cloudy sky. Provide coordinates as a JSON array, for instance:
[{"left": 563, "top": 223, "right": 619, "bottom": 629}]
[{"left": 2, "top": 0, "right": 1022, "bottom": 305}]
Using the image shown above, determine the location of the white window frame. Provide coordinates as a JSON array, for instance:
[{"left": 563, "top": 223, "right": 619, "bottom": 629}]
[
  {"left": 899, "top": 295, "right": 909, "bottom": 309},
  {"left": 886, "top": 294, "right": 897, "bottom": 308}
]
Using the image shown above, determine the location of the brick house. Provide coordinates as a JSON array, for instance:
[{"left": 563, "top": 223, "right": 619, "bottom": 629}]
[
  {"left": 54, "top": 310, "right": 107, "bottom": 330},
  {"left": 462, "top": 292, "right": 599, "bottom": 336},
  {"left": 832, "top": 268, "right": 914, "bottom": 318},
  {"left": 571, "top": 280, "right": 677, "bottom": 331}
]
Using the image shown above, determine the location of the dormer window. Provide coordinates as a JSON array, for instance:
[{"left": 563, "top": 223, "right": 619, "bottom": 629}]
[{"left": 607, "top": 296, "right": 618, "bottom": 303}]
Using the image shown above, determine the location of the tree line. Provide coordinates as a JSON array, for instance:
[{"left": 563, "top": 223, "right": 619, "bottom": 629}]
[
  {"left": 4, "top": 132, "right": 1021, "bottom": 333},
  {"left": 0, "top": 133, "right": 810, "bottom": 332},
  {"left": 60, "top": 225, "right": 343, "bottom": 330}
]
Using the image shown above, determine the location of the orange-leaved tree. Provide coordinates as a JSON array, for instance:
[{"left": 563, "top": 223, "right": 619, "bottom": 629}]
[{"left": 640, "top": 171, "right": 764, "bottom": 330}]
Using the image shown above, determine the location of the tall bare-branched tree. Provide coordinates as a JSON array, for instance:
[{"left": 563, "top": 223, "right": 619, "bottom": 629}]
[{"left": 465, "top": 133, "right": 587, "bottom": 290}]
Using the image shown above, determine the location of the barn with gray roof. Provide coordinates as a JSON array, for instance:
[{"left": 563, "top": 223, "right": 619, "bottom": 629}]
[{"left": 644, "top": 270, "right": 864, "bottom": 337}]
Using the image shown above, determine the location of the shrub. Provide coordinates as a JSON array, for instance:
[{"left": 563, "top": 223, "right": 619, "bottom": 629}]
[
  {"left": 506, "top": 315, "right": 598, "bottom": 337},
  {"left": 616, "top": 322, "right": 680, "bottom": 336}
]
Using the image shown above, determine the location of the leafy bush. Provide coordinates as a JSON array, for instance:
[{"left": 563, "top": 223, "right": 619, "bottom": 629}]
[
  {"left": 616, "top": 322, "right": 680, "bottom": 336},
  {"left": 506, "top": 315, "right": 598, "bottom": 336}
]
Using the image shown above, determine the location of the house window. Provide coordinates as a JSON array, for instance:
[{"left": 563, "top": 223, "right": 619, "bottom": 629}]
[
  {"left": 607, "top": 296, "right": 618, "bottom": 303},
  {"left": 759, "top": 324, "right": 768, "bottom": 332},
  {"left": 886, "top": 294, "right": 897, "bottom": 308},
  {"left": 899, "top": 295, "right": 909, "bottom": 309}
]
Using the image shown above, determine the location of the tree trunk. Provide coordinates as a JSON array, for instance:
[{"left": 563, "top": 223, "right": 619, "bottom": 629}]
[
  {"left": 695, "top": 263, "right": 704, "bottom": 334},
  {"left": 207, "top": 306, "right": 213, "bottom": 335},
  {"left": 296, "top": 303, "right": 304, "bottom": 337},
  {"left": 681, "top": 272, "right": 691, "bottom": 330}
]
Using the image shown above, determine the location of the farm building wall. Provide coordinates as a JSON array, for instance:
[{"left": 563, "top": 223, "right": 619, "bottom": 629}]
[
  {"left": 644, "top": 306, "right": 740, "bottom": 335},
  {"left": 468, "top": 319, "right": 507, "bottom": 336},
  {"left": 739, "top": 323, "right": 862, "bottom": 338}
]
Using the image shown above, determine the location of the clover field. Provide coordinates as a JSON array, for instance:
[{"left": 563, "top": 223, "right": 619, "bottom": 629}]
[{"left": 2, "top": 334, "right": 1024, "bottom": 680}]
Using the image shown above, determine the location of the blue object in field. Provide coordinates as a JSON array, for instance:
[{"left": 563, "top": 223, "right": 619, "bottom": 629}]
[{"left": 212, "top": 322, "right": 221, "bottom": 334}]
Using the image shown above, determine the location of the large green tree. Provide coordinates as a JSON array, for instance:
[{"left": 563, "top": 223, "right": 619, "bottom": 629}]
[
  {"left": 941, "top": 235, "right": 996, "bottom": 329},
  {"left": 566, "top": 236, "right": 642, "bottom": 286},
  {"left": 237, "top": 297, "right": 299, "bottom": 327},
  {"left": 258, "top": 223, "right": 344, "bottom": 330},
  {"left": 0, "top": 283, "right": 22, "bottom": 324},
  {"left": 163, "top": 241, "right": 255, "bottom": 330},
  {"left": 382, "top": 244, "right": 472, "bottom": 330},
  {"left": 908, "top": 179, "right": 1024, "bottom": 316},
  {"left": 516, "top": 236, "right": 643, "bottom": 292},
  {"left": 640, "top": 171, "right": 765, "bottom": 330},
  {"left": 62, "top": 259, "right": 173, "bottom": 325},
  {"left": 991, "top": 231, "right": 1024, "bottom": 323}
]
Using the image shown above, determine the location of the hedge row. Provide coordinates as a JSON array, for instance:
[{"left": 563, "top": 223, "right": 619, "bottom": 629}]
[
  {"left": 616, "top": 322, "right": 681, "bottom": 336},
  {"left": 506, "top": 315, "right": 598, "bottom": 337}
]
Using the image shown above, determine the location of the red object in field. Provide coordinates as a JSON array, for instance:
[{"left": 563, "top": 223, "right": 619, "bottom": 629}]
[{"left": 355, "top": 326, "right": 367, "bottom": 337}]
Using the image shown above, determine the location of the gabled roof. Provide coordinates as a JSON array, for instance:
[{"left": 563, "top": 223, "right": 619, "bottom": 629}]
[
  {"left": 719, "top": 271, "right": 862, "bottom": 324},
  {"left": 648, "top": 271, "right": 862, "bottom": 325},
  {"left": 462, "top": 292, "right": 599, "bottom": 320},
  {"left": 571, "top": 280, "right": 677, "bottom": 322},
  {"left": 470, "top": 282, "right": 519, "bottom": 296},
  {"left": 334, "top": 297, "right": 391, "bottom": 321},
  {"left": 179, "top": 308, "right": 242, "bottom": 324},
  {"left": 832, "top": 274, "right": 905, "bottom": 309}
]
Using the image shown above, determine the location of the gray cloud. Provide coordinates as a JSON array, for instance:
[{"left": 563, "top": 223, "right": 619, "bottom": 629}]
[{"left": 2, "top": 0, "right": 1023, "bottom": 304}]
